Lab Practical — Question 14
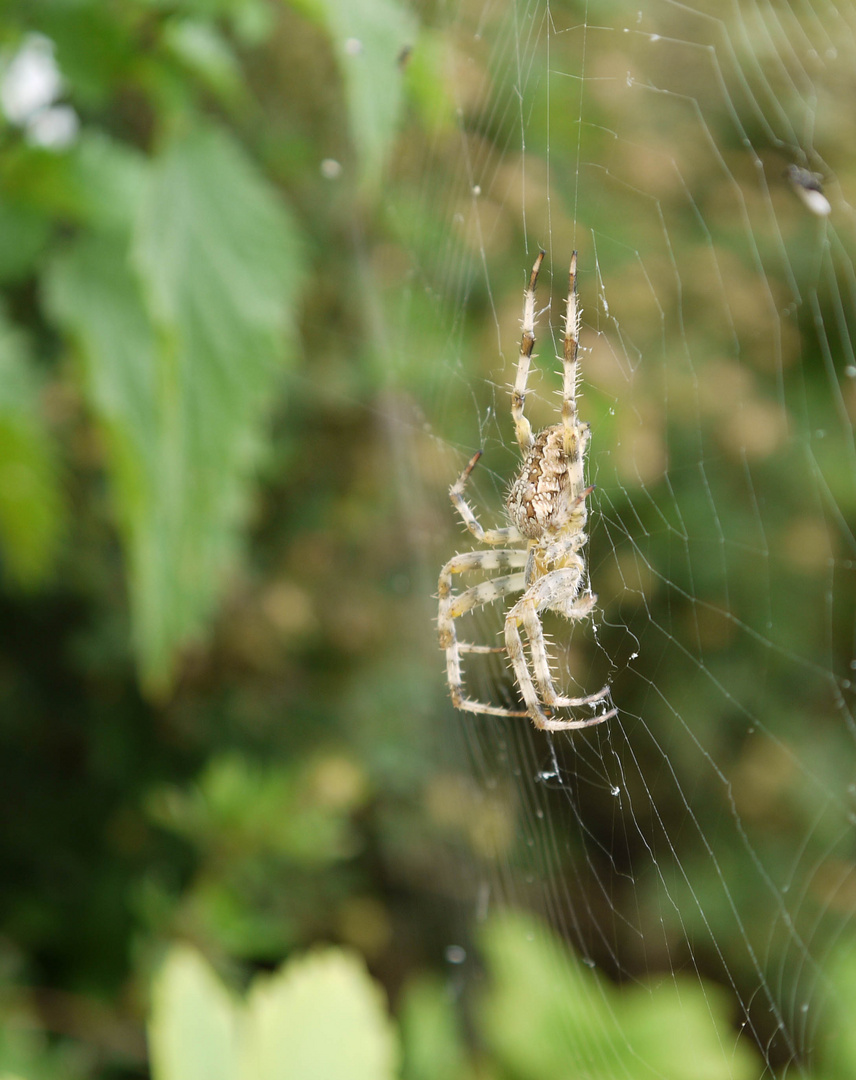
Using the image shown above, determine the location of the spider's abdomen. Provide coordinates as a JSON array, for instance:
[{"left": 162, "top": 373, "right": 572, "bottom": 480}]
[{"left": 507, "top": 424, "right": 586, "bottom": 539}]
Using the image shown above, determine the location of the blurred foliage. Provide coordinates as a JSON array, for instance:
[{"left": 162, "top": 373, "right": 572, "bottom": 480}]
[
  {"left": 148, "top": 944, "right": 398, "bottom": 1080},
  {"left": 0, "top": 306, "right": 63, "bottom": 585},
  {"left": 0, "top": 0, "right": 423, "bottom": 693},
  {"left": 0, "top": 0, "right": 445, "bottom": 1074},
  {"left": 139, "top": 912, "right": 856, "bottom": 1080},
  {"left": 476, "top": 912, "right": 761, "bottom": 1080},
  {"left": 0, "top": 0, "right": 854, "bottom": 1078}
]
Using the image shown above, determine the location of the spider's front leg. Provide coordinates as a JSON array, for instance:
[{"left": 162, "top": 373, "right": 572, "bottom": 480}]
[
  {"left": 505, "top": 565, "right": 616, "bottom": 730},
  {"left": 511, "top": 249, "right": 545, "bottom": 454},
  {"left": 450, "top": 451, "right": 524, "bottom": 546}
]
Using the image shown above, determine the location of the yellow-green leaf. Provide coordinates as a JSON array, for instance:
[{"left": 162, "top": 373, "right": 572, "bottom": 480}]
[
  {"left": 242, "top": 949, "right": 399, "bottom": 1080},
  {"left": 149, "top": 947, "right": 241, "bottom": 1080}
]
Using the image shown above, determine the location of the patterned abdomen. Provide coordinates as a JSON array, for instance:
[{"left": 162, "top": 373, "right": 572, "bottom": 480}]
[{"left": 506, "top": 425, "right": 574, "bottom": 539}]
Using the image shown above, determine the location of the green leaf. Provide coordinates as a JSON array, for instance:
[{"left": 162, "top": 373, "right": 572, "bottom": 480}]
[
  {"left": 399, "top": 975, "right": 467, "bottom": 1080},
  {"left": 817, "top": 937, "right": 856, "bottom": 1078},
  {"left": 46, "top": 233, "right": 178, "bottom": 683},
  {"left": 0, "top": 199, "right": 51, "bottom": 284},
  {"left": 0, "top": 311, "right": 63, "bottom": 586},
  {"left": 45, "top": 123, "right": 304, "bottom": 694},
  {"left": 68, "top": 131, "right": 148, "bottom": 234},
  {"left": 618, "top": 978, "right": 757, "bottom": 1080},
  {"left": 479, "top": 910, "right": 760, "bottom": 1080},
  {"left": 478, "top": 911, "right": 613, "bottom": 1078},
  {"left": 296, "top": 0, "right": 417, "bottom": 192},
  {"left": 242, "top": 949, "right": 399, "bottom": 1080},
  {"left": 399, "top": 30, "right": 455, "bottom": 134},
  {"left": 149, "top": 945, "right": 399, "bottom": 1080},
  {"left": 162, "top": 19, "right": 248, "bottom": 108},
  {"left": 148, "top": 946, "right": 241, "bottom": 1080}
]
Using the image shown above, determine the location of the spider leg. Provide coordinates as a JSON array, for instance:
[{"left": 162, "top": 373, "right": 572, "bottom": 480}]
[
  {"left": 450, "top": 451, "right": 524, "bottom": 545},
  {"left": 511, "top": 250, "right": 545, "bottom": 454},
  {"left": 561, "top": 252, "right": 581, "bottom": 455},
  {"left": 438, "top": 549, "right": 527, "bottom": 597},
  {"left": 505, "top": 567, "right": 616, "bottom": 730},
  {"left": 438, "top": 550, "right": 529, "bottom": 716},
  {"left": 447, "top": 694, "right": 531, "bottom": 719},
  {"left": 444, "top": 570, "right": 527, "bottom": 620}
]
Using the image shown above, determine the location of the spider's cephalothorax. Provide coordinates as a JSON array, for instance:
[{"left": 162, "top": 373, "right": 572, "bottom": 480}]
[{"left": 438, "top": 251, "right": 616, "bottom": 732}]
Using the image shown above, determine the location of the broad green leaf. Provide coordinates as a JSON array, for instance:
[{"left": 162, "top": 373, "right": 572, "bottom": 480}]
[
  {"left": 480, "top": 910, "right": 759, "bottom": 1080},
  {"left": 149, "top": 945, "right": 398, "bottom": 1080},
  {"left": 149, "top": 946, "right": 241, "bottom": 1080},
  {"left": 399, "top": 975, "right": 467, "bottom": 1080},
  {"left": 46, "top": 234, "right": 181, "bottom": 684},
  {"left": 618, "top": 978, "right": 758, "bottom": 1080},
  {"left": 0, "top": 199, "right": 51, "bottom": 283},
  {"left": 162, "top": 19, "right": 247, "bottom": 108},
  {"left": 0, "top": 310, "right": 63, "bottom": 586},
  {"left": 242, "top": 949, "right": 398, "bottom": 1080},
  {"left": 399, "top": 30, "right": 455, "bottom": 135},
  {"left": 46, "top": 124, "right": 303, "bottom": 694},
  {"left": 816, "top": 937, "right": 856, "bottom": 1078},
  {"left": 295, "top": 0, "right": 417, "bottom": 192},
  {"left": 69, "top": 131, "right": 148, "bottom": 234},
  {"left": 478, "top": 911, "right": 613, "bottom": 1078}
]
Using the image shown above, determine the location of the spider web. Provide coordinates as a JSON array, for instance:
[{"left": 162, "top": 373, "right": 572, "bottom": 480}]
[{"left": 395, "top": 0, "right": 856, "bottom": 1075}]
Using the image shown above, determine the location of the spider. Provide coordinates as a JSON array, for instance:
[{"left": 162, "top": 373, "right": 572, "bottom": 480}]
[{"left": 438, "top": 250, "right": 617, "bottom": 732}]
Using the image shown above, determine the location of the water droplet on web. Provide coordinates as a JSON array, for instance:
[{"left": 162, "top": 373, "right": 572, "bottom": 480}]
[
  {"left": 445, "top": 945, "right": 466, "bottom": 964},
  {"left": 320, "top": 159, "right": 342, "bottom": 179}
]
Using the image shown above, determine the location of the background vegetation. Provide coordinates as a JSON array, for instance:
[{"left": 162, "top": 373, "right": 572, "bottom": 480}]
[{"left": 0, "top": 0, "right": 855, "bottom": 1077}]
